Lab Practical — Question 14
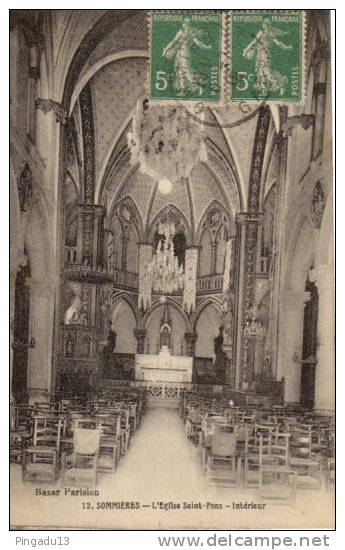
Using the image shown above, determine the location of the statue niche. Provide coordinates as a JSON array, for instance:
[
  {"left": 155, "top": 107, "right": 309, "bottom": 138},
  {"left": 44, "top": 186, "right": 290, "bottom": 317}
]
[
  {"left": 64, "top": 285, "right": 82, "bottom": 325},
  {"left": 160, "top": 323, "right": 171, "bottom": 350},
  {"left": 159, "top": 302, "right": 171, "bottom": 351}
]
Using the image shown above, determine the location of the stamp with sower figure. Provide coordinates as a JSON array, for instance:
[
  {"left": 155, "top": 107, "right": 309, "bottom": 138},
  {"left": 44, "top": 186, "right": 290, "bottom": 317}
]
[
  {"left": 149, "top": 12, "right": 223, "bottom": 103},
  {"left": 230, "top": 11, "right": 304, "bottom": 103}
]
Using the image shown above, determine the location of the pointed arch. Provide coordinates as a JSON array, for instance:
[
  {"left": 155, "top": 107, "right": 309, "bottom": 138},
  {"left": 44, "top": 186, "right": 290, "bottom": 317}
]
[
  {"left": 111, "top": 292, "right": 139, "bottom": 326},
  {"left": 126, "top": 223, "right": 140, "bottom": 274},
  {"left": 70, "top": 50, "right": 148, "bottom": 116},
  {"left": 142, "top": 298, "right": 190, "bottom": 332},
  {"left": 195, "top": 199, "right": 233, "bottom": 245},
  {"left": 110, "top": 294, "right": 138, "bottom": 354},
  {"left": 97, "top": 123, "right": 133, "bottom": 206},
  {"left": 198, "top": 228, "right": 212, "bottom": 277},
  {"left": 108, "top": 194, "right": 144, "bottom": 241},
  {"left": 191, "top": 296, "right": 222, "bottom": 332},
  {"left": 192, "top": 299, "right": 222, "bottom": 359},
  {"left": 148, "top": 204, "right": 192, "bottom": 246},
  {"left": 61, "top": 11, "right": 141, "bottom": 110}
]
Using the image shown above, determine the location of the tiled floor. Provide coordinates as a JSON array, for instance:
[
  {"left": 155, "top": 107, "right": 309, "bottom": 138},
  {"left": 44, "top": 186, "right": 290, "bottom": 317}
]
[{"left": 11, "top": 406, "right": 334, "bottom": 529}]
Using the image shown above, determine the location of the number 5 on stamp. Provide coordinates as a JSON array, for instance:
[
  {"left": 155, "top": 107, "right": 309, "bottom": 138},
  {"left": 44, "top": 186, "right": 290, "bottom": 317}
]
[
  {"left": 149, "top": 12, "right": 223, "bottom": 103},
  {"left": 230, "top": 11, "right": 305, "bottom": 103}
]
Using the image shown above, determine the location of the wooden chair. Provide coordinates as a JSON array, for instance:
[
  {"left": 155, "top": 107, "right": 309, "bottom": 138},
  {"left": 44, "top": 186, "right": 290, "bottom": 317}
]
[
  {"left": 10, "top": 429, "right": 32, "bottom": 464},
  {"left": 129, "top": 403, "right": 138, "bottom": 435},
  {"left": 270, "top": 432, "right": 291, "bottom": 465},
  {"left": 22, "top": 416, "right": 64, "bottom": 483},
  {"left": 244, "top": 431, "right": 290, "bottom": 484},
  {"left": 186, "top": 408, "right": 202, "bottom": 444},
  {"left": 62, "top": 428, "right": 100, "bottom": 488},
  {"left": 289, "top": 430, "right": 322, "bottom": 490},
  {"left": 244, "top": 431, "right": 266, "bottom": 489},
  {"left": 245, "top": 433, "right": 296, "bottom": 504},
  {"left": 200, "top": 414, "right": 228, "bottom": 466},
  {"left": 206, "top": 425, "right": 240, "bottom": 487},
  {"left": 96, "top": 414, "right": 121, "bottom": 473},
  {"left": 10, "top": 405, "right": 34, "bottom": 464}
]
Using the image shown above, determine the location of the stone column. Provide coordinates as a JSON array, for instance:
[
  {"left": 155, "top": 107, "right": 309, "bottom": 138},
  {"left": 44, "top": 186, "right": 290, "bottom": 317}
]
[
  {"left": 311, "top": 266, "right": 335, "bottom": 412},
  {"left": 10, "top": 264, "right": 27, "bottom": 400},
  {"left": 134, "top": 329, "right": 146, "bottom": 354},
  {"left": 277, "top": 289, "right": 311, "bottom": 403},
  {"left": 35, "top": 100, "right": 66, "bottom": 399},
  {"left": 269, "top": 130, "right": 289, "bottom": 376},
  {"left": 184, "top": 332, "right": 198, "bottom": 357},
  {"left": 27, "top": 277, "right": 56, "bottom": 403},
  {"left": 121, "top": 235, "right": 128, "bottom": 272},
  {"left": 234, "top": 213, "right": 261, "bottom": 390}
]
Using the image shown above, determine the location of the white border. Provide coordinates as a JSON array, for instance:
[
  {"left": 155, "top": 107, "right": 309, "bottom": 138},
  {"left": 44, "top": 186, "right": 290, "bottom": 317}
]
[{"left": 3, "top": 3, "right": 338, "bottom": 550}]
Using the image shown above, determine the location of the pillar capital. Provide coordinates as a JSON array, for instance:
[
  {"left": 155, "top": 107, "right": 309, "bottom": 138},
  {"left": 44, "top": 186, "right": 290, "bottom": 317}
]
[
  {"left": 309, "top": 265, "right": 333, "bottom": 292},
  {"left": 10, "top": 253, "right": 28, "bottom": 280},
  {"left": 134, "top": 328, "right": 146, "bottom": 338},
  {"left": 236, "top": 212, "right": 263, "bottom": 225},
  {"left": 36, "top": 98, "right": 68, "bottom": 125}
]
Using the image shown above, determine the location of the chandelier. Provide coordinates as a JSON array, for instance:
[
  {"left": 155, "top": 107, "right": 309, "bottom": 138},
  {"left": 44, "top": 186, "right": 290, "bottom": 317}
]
[
  {"left": 147, "top": 222, "right": 184, "bottom": 295},
  {"left": 243, "top": 307, "right": 266, "bottom": 340},
  {"left": 127, "top": 99, "right": 207, "bottom": 193}
]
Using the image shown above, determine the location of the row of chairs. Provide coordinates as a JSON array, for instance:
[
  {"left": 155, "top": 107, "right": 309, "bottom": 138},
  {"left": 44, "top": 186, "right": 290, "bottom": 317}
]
[
  {"left": 180, "top": 390, "right": 334, "bottom": 501},
  {"left": 10, "top": 389, "right": 147, "bottom": 487}
]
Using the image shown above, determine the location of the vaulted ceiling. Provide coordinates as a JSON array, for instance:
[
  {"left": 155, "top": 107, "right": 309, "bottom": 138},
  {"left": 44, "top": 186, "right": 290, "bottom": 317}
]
[{"left": 63, "top": 9, "right": 282, "bottom": 240}]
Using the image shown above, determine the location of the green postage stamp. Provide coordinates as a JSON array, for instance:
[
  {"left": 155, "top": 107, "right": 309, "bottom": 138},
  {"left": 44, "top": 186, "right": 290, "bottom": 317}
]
[
  {"left": 149, "top": 12, "right": 223, "bottom": 103},
  {"left": 149, "top": 11, "right": 305, "bottom": 104},
  {"left": 230, "top": 12, "right": 304, "bottom": 103}
]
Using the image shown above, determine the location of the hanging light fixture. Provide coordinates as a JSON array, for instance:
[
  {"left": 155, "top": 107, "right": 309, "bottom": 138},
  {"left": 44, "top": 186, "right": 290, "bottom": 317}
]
[
  {"left": 127, "top": 99, "right": 207, "bottom": 191},
  {"left": 147, "top": 221, "right": 184, "bottom": 296}
]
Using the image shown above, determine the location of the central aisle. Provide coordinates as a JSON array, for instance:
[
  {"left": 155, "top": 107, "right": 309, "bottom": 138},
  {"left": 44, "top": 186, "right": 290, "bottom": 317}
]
[
  {"left": 11, "top": 405, "right": 334, "bottom": 529},
  {"left": 104, "top": 405, "right": 210, "bottom": 502}
]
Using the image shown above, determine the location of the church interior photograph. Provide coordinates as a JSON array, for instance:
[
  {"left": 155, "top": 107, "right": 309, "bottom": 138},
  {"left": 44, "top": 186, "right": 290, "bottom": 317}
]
[{"left": 10, "top": 9, "right": 334, "bottom": 530}]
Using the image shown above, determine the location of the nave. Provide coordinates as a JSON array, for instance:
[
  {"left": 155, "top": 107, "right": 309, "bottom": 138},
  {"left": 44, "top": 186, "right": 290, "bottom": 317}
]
[
  {"left": 11, "top": 405, "right": 333, "bottom": 530},
  {"left": 10, "top": 10, "right": 334, "bottom": 532}
]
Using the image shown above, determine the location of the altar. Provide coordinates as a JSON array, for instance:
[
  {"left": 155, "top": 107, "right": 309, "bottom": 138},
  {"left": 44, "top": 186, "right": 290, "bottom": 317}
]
[{"left": 135, "top": 346, "right": 193, "bottom": 383}]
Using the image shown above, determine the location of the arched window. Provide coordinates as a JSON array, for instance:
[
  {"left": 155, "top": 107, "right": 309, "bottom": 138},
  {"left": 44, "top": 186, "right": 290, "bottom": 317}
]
[
  {"left": 112, "top": 218, "right": 123, "bottom": 270},
  {"left": 199, "top": 229, "right": 212, "bottom": 276},
  {"left": 126, "top": 225, "right": 139, "bottom": 273},
  {"left": 153, "top": 231, "right": 186, "bottom": 268},
  {"left": 215, "top": 225, "right": 228, "bottom": 274}
]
